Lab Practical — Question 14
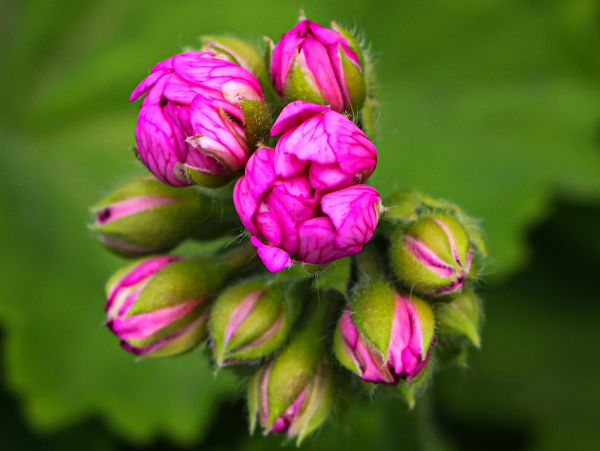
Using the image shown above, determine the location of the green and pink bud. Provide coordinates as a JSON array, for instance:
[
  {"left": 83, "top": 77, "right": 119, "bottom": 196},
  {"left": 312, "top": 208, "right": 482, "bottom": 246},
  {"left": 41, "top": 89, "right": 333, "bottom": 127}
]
[
  {"left": 391, "top": 215, "right": 474, "bottom": 298},
  {"left": 90, "top": 176, "right": 239, "bottom": 257},
  {"left": 268, "top": 17, "right": 366, "bottom": 114},
  {"left": 105, "top": 256, "right": 225, "bottom": 357},
  {"left": 209, "top": 280, "right": 301, "bottom": 366},
  {"left": 247, "top": 298, "right": 335, "bottom": 444},
  {"left": 436, "top": 290, "right": 482, "bottom": 348},
  {"left": 334, "top": 281, "right": 435, "bottom": 384},
  {"left": 130, "top": 51, "right": 270, "bottom": 188}
]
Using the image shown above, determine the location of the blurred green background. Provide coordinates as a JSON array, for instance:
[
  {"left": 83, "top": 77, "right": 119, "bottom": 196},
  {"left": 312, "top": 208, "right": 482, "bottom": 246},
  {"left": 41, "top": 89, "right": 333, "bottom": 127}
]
[{"left": 1, "top": 0, "right": 600, "bottom": 450}]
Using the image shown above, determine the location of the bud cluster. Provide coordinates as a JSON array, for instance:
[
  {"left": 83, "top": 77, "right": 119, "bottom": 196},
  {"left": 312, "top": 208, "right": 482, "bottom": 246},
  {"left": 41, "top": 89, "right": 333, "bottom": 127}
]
[{"left": 89, "top": 13, "right": 487, "bottom": 445}]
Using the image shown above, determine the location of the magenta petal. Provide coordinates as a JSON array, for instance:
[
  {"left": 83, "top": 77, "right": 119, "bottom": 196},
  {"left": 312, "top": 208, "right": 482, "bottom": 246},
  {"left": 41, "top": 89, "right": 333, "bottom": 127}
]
[
  {"left": 297, "top": 216, "right": 358, "bottom": 265},
  {"left": 233, "top": 176, "right": 260, "bottom": 235},
  {"left": 271, "top": 101, "right": 329, "bottom": 136},
  {"left": 245, "top": 147, "right": 277, "bottom": 199},
  {"left": 387, "top": 294, "right": 412, "bottom": 375},
  {"left": 110, "top": 300, "right": 202, "bottom": 341},
  {"left": 309, "top": 162, "right": 353, "bottom": 189},
  {"left": 273, "top": 133, "right": 309, "bottom": 178},
  {"left": 253, "top": 202, "right": 282, "bottom": 246},
  {"left": 281, "top": 114, "right": 337, "bottom": 165},
  {"left": 130, "top": 70, "right": 170, "bottom": 102},
  {"left": 96, "top": 196, "right": 177, "bottom": 225},
  {"left": 301, "top": 39, "right": 344, "bottom": 111},
  {"left": 250, "top": 236, "right": 293, "bottom": 272},
  {"left": 321, "top": 185, "right": 381, "bottom": 248}
]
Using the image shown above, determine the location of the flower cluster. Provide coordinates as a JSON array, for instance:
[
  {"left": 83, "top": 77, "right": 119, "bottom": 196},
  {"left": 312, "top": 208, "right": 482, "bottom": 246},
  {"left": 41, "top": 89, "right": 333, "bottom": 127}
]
[{"left": 90, "top": 14, "right": 488, "bottom": 445}]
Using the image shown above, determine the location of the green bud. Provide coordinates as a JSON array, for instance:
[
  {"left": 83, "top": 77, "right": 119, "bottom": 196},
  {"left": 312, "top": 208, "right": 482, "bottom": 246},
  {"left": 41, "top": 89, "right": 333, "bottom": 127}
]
[
  {"left": 248, "top": 298, "right": 335, "bottom": 445},
  {"left": 90, "top": 176, "right": 241, "bottom": 257},
  {"left": 210, "top": 280, "right": 302, "bottom": 366},
  {"left": 436, "top": 290, "right": 482, "bottom": 348},
  {"left": 391, "top": 214, "right": 474, "bottom": 298}
]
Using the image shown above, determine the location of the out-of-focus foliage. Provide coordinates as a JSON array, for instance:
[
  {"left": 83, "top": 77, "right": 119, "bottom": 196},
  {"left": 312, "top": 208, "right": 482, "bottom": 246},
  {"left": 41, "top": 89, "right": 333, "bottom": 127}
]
[{"left": 0, "top": 0, "right": 599, "bottom": 449}]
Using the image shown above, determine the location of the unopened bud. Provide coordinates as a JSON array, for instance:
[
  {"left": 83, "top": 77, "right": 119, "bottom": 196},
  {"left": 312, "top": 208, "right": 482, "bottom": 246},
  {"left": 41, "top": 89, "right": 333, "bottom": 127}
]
[
  {"left": 90, "top": 176, "right": 241, "bottom": 257},
  {"left": 105, "top": 256, "right": 225, "bottom": 357},
  {"left": 391, "top": 215, "right": 474, "bottom": 298},
  {"left": 436, "top": 290, "right": 481, "bottom": 348},
  {"left": 334, "top": 281, "right": 435, "bottom": 384},
  {"left": 210, "top": 280, "right": 300, "bottom": 366},
  {"left": 269, "top": 18, "right": 366, "bottom": 114},
  {"left": 247, "top": 298, "right": 335, "bottom": 445}
]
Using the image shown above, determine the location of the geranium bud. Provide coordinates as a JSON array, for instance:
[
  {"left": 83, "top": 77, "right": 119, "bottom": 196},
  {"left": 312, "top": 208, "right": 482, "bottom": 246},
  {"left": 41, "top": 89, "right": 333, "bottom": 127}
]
[
  {"left": 234, "top": 101, "right": 382, "bottom": 272},
  {"left": 436, "top": 290, "right": 482, "bottom": 348},
  {"left": 130, "top": 51, "right": 270, "bottom": 188},
  {"left": 210, "top": 280, "right": 300, "bottom": 366},
  {"left": 334, "top": 281, "right": 435, "bottom": 384},
  {"left": 247, "top": 298, "right": 335, "bottom": 445},
  {"left": 391, "top": 214, "right": 474, "bottom": 298},
  {"left": 269, "top": 18, "right": 366, "bottom": 113},
  {"left": 105, "top": 256, "right": 225, "bottom": 357},
  {"left": 90, "top": 176, "right": 240, "bottom": 257},
  {"left": 200, "top": 36, "right": 271, "bottom": 99}
]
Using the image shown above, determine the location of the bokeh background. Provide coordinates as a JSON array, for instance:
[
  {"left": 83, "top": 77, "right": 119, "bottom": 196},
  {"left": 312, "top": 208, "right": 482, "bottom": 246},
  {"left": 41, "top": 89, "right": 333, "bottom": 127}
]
[{"left": 1, "top": 0, "right": 600, "bottom": 450}]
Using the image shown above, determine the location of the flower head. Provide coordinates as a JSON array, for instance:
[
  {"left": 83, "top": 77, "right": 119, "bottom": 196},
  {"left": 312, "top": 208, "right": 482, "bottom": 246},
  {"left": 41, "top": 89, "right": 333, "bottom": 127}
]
[{"left": 234, "top": 101, "right": 381, "bottom": 272}]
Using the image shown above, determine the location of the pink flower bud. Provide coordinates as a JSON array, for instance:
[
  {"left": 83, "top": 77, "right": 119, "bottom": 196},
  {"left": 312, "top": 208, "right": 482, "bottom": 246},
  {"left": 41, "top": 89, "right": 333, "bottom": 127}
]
[
  {"left": 233, "top": 101, "right": 381, "bottom": 272},
  {"left": 270, "top": 19, "right": 366, "bottom": 113},
  {"left": 334, "top": 285, "right": 435, "bottom": 385},
  {"left": 130, "top": 51, "right": 269, "bottom": 187},
  {"left": 105, "top": 256, "right": 224, "bottom": 357}
]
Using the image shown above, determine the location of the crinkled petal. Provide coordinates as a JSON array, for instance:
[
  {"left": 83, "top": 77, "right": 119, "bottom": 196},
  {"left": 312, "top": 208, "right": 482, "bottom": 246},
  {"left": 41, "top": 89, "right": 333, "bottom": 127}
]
[
  {"left": 271, "top": 100, "right": 329, "bottom": 136},
  {"left": 245, "top": 147, "right": 277, "bottom": 199},
  {"left": 321, "top": 185, "right": 381, "bottom": 248},
  {"left": 233, "top": 176, "right": 260, "bottom": 235},
  {"left": 297, "top": 216, "right": 360, "bottom": 265},
  {"left": 253, "top": 202, "right": 282, "bottom": 246}
]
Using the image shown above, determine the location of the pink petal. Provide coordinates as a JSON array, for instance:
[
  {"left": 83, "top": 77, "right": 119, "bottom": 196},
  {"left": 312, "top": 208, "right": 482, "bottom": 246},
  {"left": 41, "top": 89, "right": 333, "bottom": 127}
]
[
  {"left": 321, "top": 185, "right": 381, "bottom": 248},
  {"left": 301, "top": 39, "right": 344, "bottom": 111},
  {"left": 387, "top": 294, "right": 412, "bottom": 375},
  {"left": 273, "top": 133, "right": 309, "bottom": 178},
  {"left": 233, "top": 176, "right": 260, "bottom": 235},
  {"left": 296, "top": 216, "right": 359, "bottom": 265},
  {"left": 250, "top": 236, "right": 293, "bottom": 273},
  {"left": 109, "top": 299, "right": 202, "bottom": 340},
  {"left": 280, "top": 114, "right": 337, "bottom": 165},
  {"left": 96, "top": 196, "right": 178, "bottom": 225},
  {"left": 253, "top": 202, "right": 282, "bottom": 246},
  {"left": 130, "top": 69, "right": 170, "bottom": 102},
  {"left": 271, "top": 100, "right": 329, "bottom": 136},
  {"left": 245, "top": 147, "right": 277, "bottom": 199}
]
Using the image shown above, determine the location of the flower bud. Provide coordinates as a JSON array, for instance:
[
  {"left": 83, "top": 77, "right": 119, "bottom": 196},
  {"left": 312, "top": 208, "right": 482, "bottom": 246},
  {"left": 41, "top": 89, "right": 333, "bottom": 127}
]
[
  {"left": 200, "top": 36, "right": 271, "bottom": 99},
  {"left": 247, "top": 299, "right": 335, "bottom": 444},
  {"left": 436, "top": 290, "right": 481, "bottom": 348},
  {"left": 269, "top": 18, "right": 366, "bottom": 114},
  {"left": 130, "top": 51, "right": 270, "bottom": 187},
  {"left": 90, "top": 176, "right": 240, "bottom": 257},
  {"left": 234, "top": 101, "right": 381, "bottom": 272},
  {"left": 105, "top": 256, "right": 225, "bottom": 357},
  {"left": 334, "top": 281, "right": 435, "bottom": 384},
  {"left": 391, "top": 215, "right": 474, "bottom": 298},
  {"left": 209, "top": 280, "right": 300, "bottom": 366}
]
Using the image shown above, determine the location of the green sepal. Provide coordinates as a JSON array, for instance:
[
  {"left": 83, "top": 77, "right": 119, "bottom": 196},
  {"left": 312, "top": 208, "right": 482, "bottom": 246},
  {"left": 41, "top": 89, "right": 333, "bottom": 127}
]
[
  {"left": 183, "top": 165, "right": 237, "bottom": 189},
  {"left": 285, "top": 52, "right": 327, "bottom": 106},
  {"left": 333, "top": 318, "right": 361, "bottom": 375},
  {"left": 291, "top": 361, "right": 336, "bottom": 445},
  {"left": 352, "top": 280, "right": 396, "bottom": 354},
  {"left": 314, "top": 257, "right": 351, "bottom": 295},
  {"left": 331, "top": 22, "right": 365, "bottom": 68},
  {"left": 201, "top": 35, "right": 270, "bottom": 91},
  {"left": 397, "top": 359, "right": 432, "bottom": 409},
  {"left": 128, "top": 258, "right": 224, "bottom": 315},
  {"left": 247, "top": 365, "right": 266, "bottom": 433},
  {"left": 339, "top": 45, "right": 366, "bottom": 113},
  {"left": 358, "top": 98, "right": 378, "bottom": 139},
  {"left": 240, "top": 98, "right": 271, "bottom": 150},
  {"left": 436, "top": 290, "right": 481, "bottom": 348}
]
